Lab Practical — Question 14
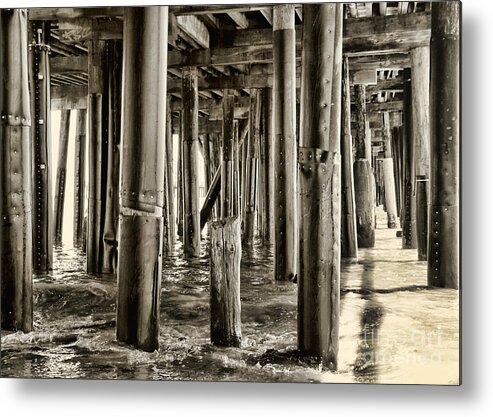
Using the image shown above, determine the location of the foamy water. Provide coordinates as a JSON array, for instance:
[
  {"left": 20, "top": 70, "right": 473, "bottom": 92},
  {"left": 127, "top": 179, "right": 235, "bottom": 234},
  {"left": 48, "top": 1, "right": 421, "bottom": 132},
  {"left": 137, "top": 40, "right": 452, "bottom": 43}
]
[{"left": 0, "top": 208, "right": 459, "bottom": 384}]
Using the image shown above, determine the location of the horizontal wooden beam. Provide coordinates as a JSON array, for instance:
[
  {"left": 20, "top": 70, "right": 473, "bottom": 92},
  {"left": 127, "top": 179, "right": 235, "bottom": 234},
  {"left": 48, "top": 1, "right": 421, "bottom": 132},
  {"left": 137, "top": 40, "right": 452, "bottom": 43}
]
[
  {"left": 171, "top": 5, "right": 272, "bottom": 16},
  {"left": 348, "top": 53, "right": 410, "bottom": 70},
  {"left": 343, "top": 12, "right": 431, "bottom": 55},
  {"left": 51, "top": 84, "right": 87, "bottom": 110},
  {"left": 29, "top": 7, "right": 123, "bottom": 20},
  {"left": 57, "top": 18, "right": 123, "bottom": 42},
  {"left": 51, "top": 55, "right": 88, "bottom": 73},
  {"left": 176, "top": 15, "right": 210, "bottom": 49}
]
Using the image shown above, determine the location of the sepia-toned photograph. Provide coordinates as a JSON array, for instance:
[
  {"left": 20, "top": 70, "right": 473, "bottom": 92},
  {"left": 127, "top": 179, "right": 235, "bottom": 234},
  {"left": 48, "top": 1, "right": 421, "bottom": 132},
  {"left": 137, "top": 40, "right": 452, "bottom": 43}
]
[{"left": 1, "top": 1, "right": 460, "bottom": 385}]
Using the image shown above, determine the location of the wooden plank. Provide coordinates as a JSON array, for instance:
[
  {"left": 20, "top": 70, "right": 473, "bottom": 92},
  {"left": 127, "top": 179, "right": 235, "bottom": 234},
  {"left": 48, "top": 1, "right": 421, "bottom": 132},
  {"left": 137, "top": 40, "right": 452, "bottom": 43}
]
[
  {"left": 227, "top": 11, "right": 249, "bottom": 29},
  {"left": 51, "top": 55, "right": 88, "bottom": 73},
  {"left": 350, "top": 69, "right": 377, "bottom": 85},
  {"left": 53, "top": 110, "right": 71, "bottom": 246},
  {"left": 58, "top": 18, "right": 123, "bottom": 42},
  {"left": 343, "top": 12, "right": 431, "bottom": 54},
  {"left": 260, "top": 9, "right": 273, "bottom": 25},
  {"left": 172, "top": 5, "right": 271, "bottom": 15},
  {"left": 28, "top": 7, "right": 123, "bottom": 20},
  {"left": 176, "top": 15, "right": 210, "bottom": 48}
]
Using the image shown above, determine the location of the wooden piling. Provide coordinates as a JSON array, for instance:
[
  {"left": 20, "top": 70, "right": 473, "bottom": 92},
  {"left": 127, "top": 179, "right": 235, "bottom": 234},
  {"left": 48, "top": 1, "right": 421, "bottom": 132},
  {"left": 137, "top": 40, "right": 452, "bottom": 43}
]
[
  {"left": 209, "top": 88, "right": 242, "bottom": 347},
  {"left": 298, "top": 3, "right": 341, "bottom": 370},
  {"left": 401, "top": 68, "right": 417, "bottom": 249},
  {"left": 1, "top": 9, "right": 33, "bottom": 331},
  {"left": 210, "top": 216, "right": 242, "bottom": 347},
  {"left": 260, "top": 88, "right": 274, "bottom": 245},
  {"left": 428, "top": 1, "right": 460, "bottom": 289},
  {"left": 177, "top": 123, "right": 184, "bottom": 238},
  {"left": 411, "top": 46, "right": 430, "bottom": 261},
  {"left": 30, "top": 20, "right": 53, "bottom": 272},
  {"left": 116, "top": 6, "right": 168, "bottom": 352},
  {"left": 102, "top": 40, "right": 123, "bottom": 274},
  {"left": 87, "top": 39, "right": 105, "bottom": 273},
  {"left": 353, "top": 84, "right": 375, "bottom": 248},
  {"left": 53, "top": 109, "right": 71, "bottom": 246},
  {"left": 243, "top": 89, "right": 260, "bottom": 246},
  {"left": 182, "top": 66, "right": 201, "bottom": 257},
  {"left": 273, "top": 4, "right": 298, "bottom": 281},
  {"left": 221, "top": 91, "right": 235, "bottom": 219},
  {"left": 341, "top": 57, "right": 358, "bottom": 261},
  {"left": 163, "top": 95, "right": 175, "bottom": 255},
  {"left": 73, "top": 109, "right": 87, "bottom": 247},
  {"left": 382, "top": 112, "right": 398, "bottom": 229}
]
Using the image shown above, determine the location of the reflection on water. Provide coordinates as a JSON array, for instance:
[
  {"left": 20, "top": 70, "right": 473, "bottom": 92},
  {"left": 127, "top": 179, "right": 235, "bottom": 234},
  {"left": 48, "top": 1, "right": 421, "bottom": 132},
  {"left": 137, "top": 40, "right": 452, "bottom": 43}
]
[{"left": 1, "top": 208, "right": 459, "bottom": 384}]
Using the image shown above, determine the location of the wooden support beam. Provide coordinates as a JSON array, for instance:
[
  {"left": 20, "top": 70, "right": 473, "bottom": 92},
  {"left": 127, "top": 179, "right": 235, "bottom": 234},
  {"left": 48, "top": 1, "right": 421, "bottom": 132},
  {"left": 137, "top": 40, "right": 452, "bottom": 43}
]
[
  {"left": 227, "top": 11, "right": 249, "bottom": 29},
  {"left": 243, "top": 89, "right": 260, "bottom": 246},
  {"left": 176, "top": 15, "right": 210, "bottom": 49},
  {"left": 1, "top": 9, "right": 33, "bottom": 332},
  {"left": 50, "top": 55, "right": 88, "bottom": 73},
  {"left": 54, "top": 109, "right": 71, "bottom": 246},
  {"left": 86, "top": 39, "right": 105, "bottom": 274},
  {"left": 200, "top": 166, "right": 221, "bottom": 229},
  {"left": 343, "top": 12, "right": 431, "bottom": 55},
  {"left": 298, "top": 3, "right": 341, "bottom": 369},
  {"left": 164, "top": 96, "right": 176, "bottom": 254},
  {"left": 101, "top": 39, "right": 123, "bottom": 274},
  {"left": 210, "top": 216, "right": 242, "bottom": 347},
  {"left": 221, "top": 91, "right": 235, "bottom": 219},
  {"left": 172, "top": 5, "right": 271, "bottom": 15},
  {"left": 57, "top": 18, "right": 123, "bottom": 42},
  {"left": 382, "top": 111, "right": 398, "bottom": 228},
  {"left": 401, "top": 68, "right": 417, "bottom": 249},
  {"left": 273, "top": 4, "right": 298, "bottom": 281},
  {"left": 116, "top": 6, "right": 168, "bottom": 352},
  {"left": 348, "top": 53, "right": 410, "bottom": 70},
  {"left": 28, "top": 7, "right": 124, "bottom": 20},
  {"left": 30, "top": 20, "right": 53, "bottom": 273},
  {"left": 353, "top": 84, "right": 376, "bottom": 248},
  {"left": 182, "top": 66, "right": 201, "bottom": 257},
  {"left": 51, "top": 84, "right": 87, "bottom": 110},
  {"left": 428, "top": 1, "right": 459, "bottom": 289},
  {"left": 260, "top": 87, "right": 274, "bottom": 244},
  {"left": 209, "top": 86, "right": 242, "bottom": 347},
  {"left": 341, "top": 57, "right": 358, "bottom": 261},
  {"left": 260, "top": 9, "right": 273, "bottom": 25},
  {"left": 73, "top": 109, "right": 87, "bottom": 246},
  {"left": 411, "top": 45, "right": 430, "bottom": 261}
]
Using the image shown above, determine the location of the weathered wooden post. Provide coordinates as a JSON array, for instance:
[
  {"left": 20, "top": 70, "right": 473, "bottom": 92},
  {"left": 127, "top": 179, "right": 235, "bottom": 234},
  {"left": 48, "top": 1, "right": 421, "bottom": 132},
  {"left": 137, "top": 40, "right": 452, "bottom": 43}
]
[
  {"left": 87, "top": 39, "right": 105, "bottom": 273},
  {"left": 209, "top": 87, "right": 242, "bottom": 347},
  {"left": 116, "top": 6, "right": 168, "bottom": 351},
  {"left": 30, "top": 19, "right": 53, "bottom": 272},
  {"left": 220, "top": 91, "right": 235, "bottom": 219},
  {"left": 298, "top": 3, "right": 341, "bottom": 370},
  {"left": 1, "top": 9, "right": 33, "bottom": 331},
  {"left": 273, "top": 4, "right": 298, "bottom": 281},
  {"left": 260, "top": 88, "right": 274, "bottom": 245},
  {"left": 428, "top": 1, "right": 460, "bottom": 289},
  {"left": 353, "top": 84, "right": 375, "bottom": 248},
  {"left": 243, "top": 89, "right": 260, "bottom": 246},
  {"left": 341, "top": 57, "right": 358, "bottom": 261},
  {"left": 163, "top": 95, "right": 175, "bottom": 255},
  {"left": 382, "top": 111, "right": 398, "bottom": 228},
  {"left": 177, "top": 120, "right": 184, "bottom": 238},
  {"left": 102, "top": 39, "right": 123, "bottom": 274},
  {"left": 182, "top": 66, "right": 201, "bottom": 257},
  {"left": 53, "top": 109, "right": 71, "bottom": 246},
  {"left": 402, "top": 68, "right": 417, "bottom": 249},
  {"left": 411, "top": 46, "right": 430, "bottom": 261},
  {"left": 73, "top": 109, "right": 87, "bottom": 247}
]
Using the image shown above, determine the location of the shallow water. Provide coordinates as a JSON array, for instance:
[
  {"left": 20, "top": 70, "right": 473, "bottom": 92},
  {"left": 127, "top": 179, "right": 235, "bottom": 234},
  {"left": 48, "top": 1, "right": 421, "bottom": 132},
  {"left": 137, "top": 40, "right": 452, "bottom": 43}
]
[{"left": 0, "top": 208, "right": 459, "bottom": 384}]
